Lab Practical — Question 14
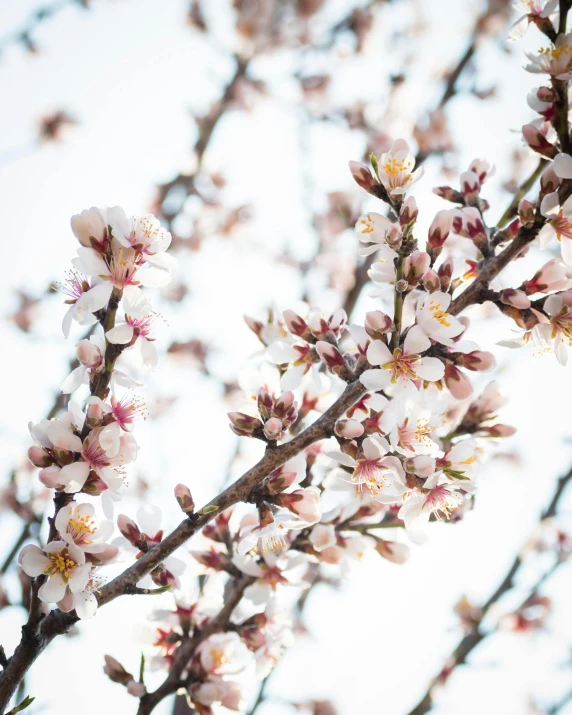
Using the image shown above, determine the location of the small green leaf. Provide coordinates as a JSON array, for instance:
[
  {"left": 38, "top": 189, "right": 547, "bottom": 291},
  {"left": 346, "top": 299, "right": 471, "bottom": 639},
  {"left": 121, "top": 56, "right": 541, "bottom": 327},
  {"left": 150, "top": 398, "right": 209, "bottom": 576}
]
[
  {"left": 10, "top": 695, "right": 35, "bottom": 714},
  {"left": 197, "top": 504, "right": 219, "bottom": 516}
]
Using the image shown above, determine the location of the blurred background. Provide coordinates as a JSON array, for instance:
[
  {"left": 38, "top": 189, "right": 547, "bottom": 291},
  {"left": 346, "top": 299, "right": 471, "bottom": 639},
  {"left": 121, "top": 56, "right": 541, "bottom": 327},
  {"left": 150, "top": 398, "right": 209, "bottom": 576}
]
[{"left": 1, "top": 0, "right": 572, "bottom": 713}]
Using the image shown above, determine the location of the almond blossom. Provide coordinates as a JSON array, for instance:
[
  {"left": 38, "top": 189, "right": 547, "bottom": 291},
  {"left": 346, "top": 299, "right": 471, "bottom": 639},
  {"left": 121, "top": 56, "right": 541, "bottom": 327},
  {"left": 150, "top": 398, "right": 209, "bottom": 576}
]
[{"left": 376, "top": 139, "right": 424, "bottom": 196}]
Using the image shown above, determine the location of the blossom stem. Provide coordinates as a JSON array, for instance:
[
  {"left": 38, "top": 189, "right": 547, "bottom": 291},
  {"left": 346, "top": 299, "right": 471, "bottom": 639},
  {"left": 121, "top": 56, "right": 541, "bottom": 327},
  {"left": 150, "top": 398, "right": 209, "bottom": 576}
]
[{"left": 390, "top": 254, "right": 406, "bottom": 351}]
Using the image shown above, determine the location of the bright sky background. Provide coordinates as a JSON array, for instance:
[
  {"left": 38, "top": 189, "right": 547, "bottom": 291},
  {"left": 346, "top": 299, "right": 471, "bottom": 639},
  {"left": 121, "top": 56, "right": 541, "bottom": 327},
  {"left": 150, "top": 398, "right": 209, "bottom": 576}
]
[{"left": 1, "top": 1, "right": 572, "bottom": 714}]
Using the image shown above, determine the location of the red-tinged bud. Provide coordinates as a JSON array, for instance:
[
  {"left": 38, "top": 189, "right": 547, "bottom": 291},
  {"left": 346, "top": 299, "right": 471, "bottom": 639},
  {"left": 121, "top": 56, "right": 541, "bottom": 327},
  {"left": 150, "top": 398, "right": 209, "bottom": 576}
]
[
  {"left": 438, "top": 258, "right": 454, "bottom": 291},
  {"left": 482, "top": 424, "right": 517, "bottom": 438},
  {"left": 244, "top": 315, "right": 264, "bottom": 340},
  {"left": 283, "top": 310, "right": 311, "bottom": 340},
  {"left": 540, "top": 166, "right": 561, "bottom": 196},
  {"left": 404, "top": 455, "right": 436, "bottom": 478},
  {"left": 273, "top": 391, "right": 296, "bottom": 419},
  {"left": 458, "top": 351, "right": 497, "bottom": 372},
  {"left": 81, "top": 472, "right": 108, "bottom": 496},
  {"left": 499, "top": 289, "right": 531, "bottom": 309},
  {"left": 263, "top": 469, "right": 298, "bottom": 495},
  {"left": 460, "top": 170, "right": 480, "bottom": 204},
  {"left": 524, "top": 258, "right": 572, "bottom": 294},
  {"left": 469, "top": 159, "right": 494, "bottom": 186},
  {"left": 423, "top": 269, "right": 441, "bottom": 292},
  {"left": 86, "top": 401, "right": 104, "bottom": 428},
  {"left": 518, "top": 199, "right": 535, "bottom": 225},
  {"left": 463, "top": 259, "right": 479, "bottom": 281},
  {"left": 256, "top": 387, "right": 273, "bottom": 421},
  {"left": 433, "top": 186, "right": 464, "bottom": 204},
  {"left": 364, "top": 310, "right": 392, "bottom": 339},
  {"left": 39, "top": 465, "right": 62, "bottom": 488},
  {"left": 263, "top": 417, "right": 283, "bottom": 441},
  {"left": 227, "top": 412, "right": 263, "bottom": 438},
  {"left": 316, "top": 341, "right": 349, "bottom": 377},
  {"left": 117, "top": 514, "right": 144, "bottom": 547},
  {"left": 349, "top": 160, "right": 377, "bottom": 192},
  {"left": 77, "top": 339, "right": 103, "bottom": 368},
  {"left": 53, "top": 448, "right": 75, "bottom": 466},
  {"left": 375, "top": 539, "right": 410, "bottom": 564},
  {"left": 277, "top": 486, "right": 321, "bottom": 523},
  {"left": 427, "top": 210, "right": 453, "bottom": 258},
  {"left": 522, "top": 124, "right": 557, "bottom": 159},
  {"left": 103, "top": 655, "right": 133, "bottom": 686},
  {"left": 334, "top": 418, "right": 365, "bottom": 439},
  {"left": 495, "top": 218, "right": 521, "bottom": 246},
  {"left": 201, "top": 523, "right": 220, "bottom": 541},
  {"left": 175, "top": 484, "right": 194, "bottom": 514},
  {"left": 457, "top": 208, "right": 488, "bottom": 252},
  {"left": 403, "top": 251, "right": 430, "bottom": 287},
  {"left": 399, "top": 196, "right": 418, "bottom": 228},
  {"left": 150, "top": 564, "right": 176, "bottom": 588},
  {"left": 395, "top": 279, "right": 409, "bottom": 293},
  {"left": 537, "top": 86, "right": 556, "bottom": 103},
  {"left": 444, "top": 363, "right": 474, "bottom": 399},
  {"left": 28, "top": 445, "right": 53, "bottom": 468}
]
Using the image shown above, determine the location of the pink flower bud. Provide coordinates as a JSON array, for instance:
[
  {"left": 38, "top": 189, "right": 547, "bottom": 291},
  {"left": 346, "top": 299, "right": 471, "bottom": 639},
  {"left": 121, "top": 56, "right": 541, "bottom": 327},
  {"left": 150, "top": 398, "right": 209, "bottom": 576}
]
[
  {"left": 399, "top": 196, "right": 418, "bottom": 227},
  {"left": 39, "top": 465, "right": 62, "bottom": 488},
  {"left": 404, "top": 455, "right": 436, "bottom": 478},
  {"left": 316, "top": 341, "right": 348, "bottom": 374},
  {"left": 518, "top": 199, "right": 535, "bottom": 225},
  {"left": 86, "top": 401, "right": 104, "bottom": 427},
  {"left": 540, "top": 166, "right": 561, "bottom": 195},
  {"left": 334, "top": 418, "right": 365, "bottom": 439},
  {"left": 524, "top": 258, "right": 572, "bottom": 294},
  {"left": 438, "top": 258, "right": 454, "bottom": 291},
  {"left": 279, "top": 486, "right": 321, "bottom": 523},
  {"left": 117, "top": 514, "right": 143, "bottom": 546},
  {"left": 263, "top": 469, "right": 298, "bottom": 495},
  {"left": 459, "top": 351, "right": 497, "bottom": 372},
  {"left": 263, "top": 417, "right": 284, "bottom": 441},
  {"left": 53, "top": 448, "right": 74, "bottom": 466},
  {"left": 273, "top": 391, "right": 297, "bottom": 420},
  {"left": 375, "top": 540, "right": 410, "bottom": 564},
  {"left": 349, "top": 160, "right": 377, "bottom": 192},
  {"left": 499, "top": 289, "right": 531, "bottom": 309},
  {"left": 365, "top": 311, "right": 392, "bottom": 339},
  {"left": 423, "top": 269, "right": 441, "bottom": 292},
  {"left": 227, "top": 412, "right": 263, "bottom": 437},
  {"left": 428, "top": 210, "right": 453, "bottom": 256},
  {"left": 469, "top": 159, "right": 494, "bottom": 185},
  {"left": 71, "top": 207, "right": 107, "bottom": 251},
  {"left": 257, "top": 387, "right": 273, "bottom": 420},
  {"left": 455, "top": 208, "right": 487, "bottom": 250},
  {"left": 522, "top": 124, "right": 557, "bottom": 159},
  {"left": 191, "top": 549, "right": 227, "bottom": 571},
  {"left": 76, "top": 339, "right": 103, "bottom": 368},
  {"left": 175, "top": 484, "right": 195, "bottom": 513},
  {"left": 460, "top": 170, "right": 480, "bottom": 203},
  {"left": 403, "top": 251, "right": 430, "bottom": 287},
  {"left": 283, "top": 310, "right": 310, "bottom": 339},
  {"left": 482, "top": 424, "right": 516, "bottom": 438},
  {"left": 444, "top": 363, "right": 474, "bottom": 399},
  {"left": 28, "top": 445, "right": 53, "bottom": 468}
]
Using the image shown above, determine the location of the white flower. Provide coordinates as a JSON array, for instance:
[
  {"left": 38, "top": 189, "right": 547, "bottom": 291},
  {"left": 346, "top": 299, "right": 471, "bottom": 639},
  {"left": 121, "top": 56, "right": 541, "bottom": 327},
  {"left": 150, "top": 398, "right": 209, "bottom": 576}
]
[
  {"left": 19, "top": 541, "right": 93, "bottom": 610},
  {"left": 536, "top": 290, "right": 572, "bottom": 364},
  {"left": 525, "top": 32, "right": 572, "bottom": 80},
  {"left": 415, "top": 292, "right": 465, "bottom": 347},
  {"left": 360, "top": 330, "right": 445, "bottom": 394},
  {"left": 377, "top": 139, "right": 424, "bottom": 196},
  {"left": 509, "top": 0, "right": 558, "bottom": 40},
  {"left": 108, "top": 207, "right": 175, "bottom": 272},
  {"left": 355, "top": 213, "right": 402, "bottom": 255},
  {"left": 398, "top": 475, "right": 463, "bottom": 542},
  {"left": 55, "top": 502, "right": 114, "bottom": 555},
  {"left": 106, "top": 314, "right": 159, "bottom": 369}
]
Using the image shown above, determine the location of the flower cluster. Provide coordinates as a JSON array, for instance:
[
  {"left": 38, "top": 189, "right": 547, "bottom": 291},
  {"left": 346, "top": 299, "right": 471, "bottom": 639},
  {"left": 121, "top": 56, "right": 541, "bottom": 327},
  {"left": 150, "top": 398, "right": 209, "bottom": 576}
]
[{"left": 21, "top": 206, "right": 176, "bottom": 618}]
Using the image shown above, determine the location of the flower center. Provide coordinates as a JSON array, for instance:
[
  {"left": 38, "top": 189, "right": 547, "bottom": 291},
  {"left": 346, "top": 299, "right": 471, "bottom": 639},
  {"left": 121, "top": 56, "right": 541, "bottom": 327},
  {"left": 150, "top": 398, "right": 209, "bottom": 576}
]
[
  {"left": 429, "top": 300, "right": 452, "bottom": 327},
  {"left": 423, "top": 485, "right": 462, "bottom": 520},
  {"left": 382, "top": 348, "right": 419, "bottom": 382},
  {"left": 45, "top": 549, "right": 76, "bottom": 579},
  {"left": 68, "top": 515, "right": 96, "bottom": 544}
]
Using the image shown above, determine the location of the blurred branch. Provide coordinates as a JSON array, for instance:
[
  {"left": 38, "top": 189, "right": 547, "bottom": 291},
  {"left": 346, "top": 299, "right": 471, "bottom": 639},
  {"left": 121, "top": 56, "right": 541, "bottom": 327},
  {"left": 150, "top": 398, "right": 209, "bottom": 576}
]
[
  {"left": 0, "top": 0, "right": 90, "bottom": 57},
  {"left": 407, "top": 462, "right": 572, "bottom": 715}
]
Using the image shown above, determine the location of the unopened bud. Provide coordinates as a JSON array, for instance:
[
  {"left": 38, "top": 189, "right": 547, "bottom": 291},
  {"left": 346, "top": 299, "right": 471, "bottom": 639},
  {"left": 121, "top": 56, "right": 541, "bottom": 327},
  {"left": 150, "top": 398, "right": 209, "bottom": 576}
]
[
  {"left": 438, "top": 258, "right": 454, "bottom": 291},
  {"left": 518, "top": 199, "right": 535, "bottom": 225},
  {"left": 458, "top": 351, "right": 497, "bottom": 372},
  {"left": 227, "top": 412, "right": 263, "bottom": 438},
  {"left": 482, "top": 424, "right": 517, "bottom": 438},
  {"left": 423, "top": 269, "right": 441, "bottom": 292},
  {"left": 399, "top": 196, "right": 418, "bottom": 228},
  {"left": 444, "top": 363, "right": 474, "bottom": 399},
  {"left": 86, "top": 401, "right": 104, "bottom": 428},
  {"left": 540, "top": 166, "right": 561, "bottom": 195},
  {"left": 365, "top": 311, "right": 392, "bottom": 338},
  {"left": 522, "top": 124, "right": 557, "bottom": 159},
  {"left": 460, "top": 171, "right": 480, "bottom": 204},
  {"left": 283, "top": 310, "right": 311, "bottom": 340},
  {"left": 76, "top": 339, "right": 103, "bottom": 368},
  {"left": 263, "top": 469, "right": 298, "bottom": 495},
  {"left": 263, "top": 417, "right": 284, "bottom": 441},
  {"left": 349, "top": 160, "right": 378, "bottom": 192},
  {"left": 375, "top": 539, "right": 410, "bottom": 564},
  {"left": 334, "top": 418, "right": 365, "bottom": 439},
  {"left": 117, "top": 514, "right": 144, "bottom": 547},
  {"left": 499, "top": 289, "right": 531, "bottom": 309},
  {"left": 175, "top": 484, "right": 194, "bottom": 513},
  {"left": 28, "top": 445, "right": 53, "bottom": 468},
  {"left": 103, "top": 655, "right": 132, "bottom": 686},
  {"left": 432, "top": 185, "right": 464, "bottom": 204}
]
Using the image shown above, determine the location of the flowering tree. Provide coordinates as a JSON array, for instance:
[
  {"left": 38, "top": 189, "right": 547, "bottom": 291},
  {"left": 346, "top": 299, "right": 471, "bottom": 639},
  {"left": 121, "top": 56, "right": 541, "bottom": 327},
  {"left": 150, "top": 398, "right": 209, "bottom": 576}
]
[{"left": 2, "top": 1, "right": 572, "bottom": 714}]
